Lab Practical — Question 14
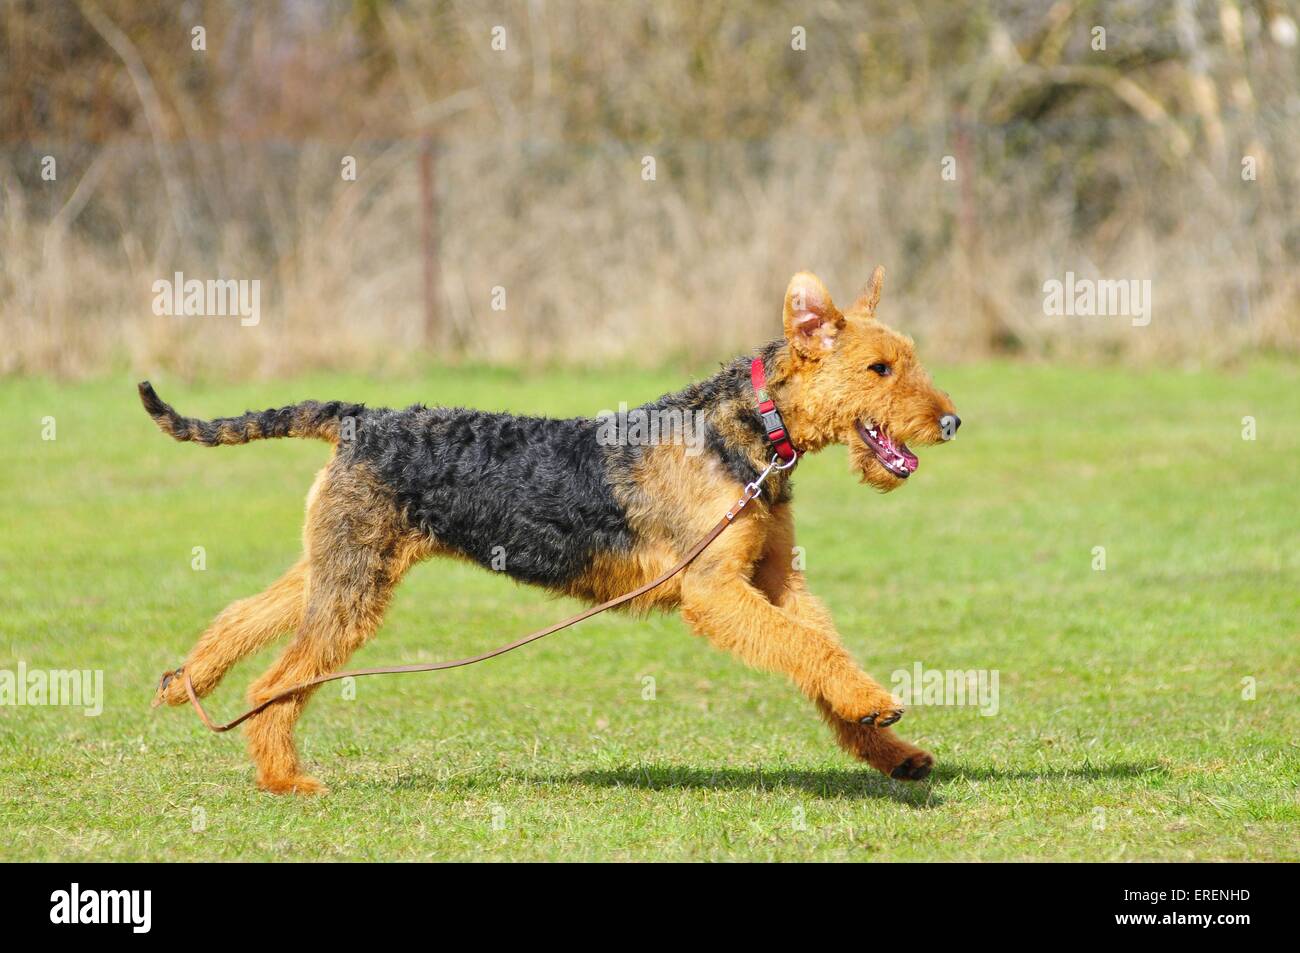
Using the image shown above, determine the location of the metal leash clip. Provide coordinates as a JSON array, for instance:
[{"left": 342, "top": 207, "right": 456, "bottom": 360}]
[
  {"left": 747, "top": 450, "right": 798, "bottom": 495},
  {"left": 729, "top": 451, "right": 798, "bottom": 520}
]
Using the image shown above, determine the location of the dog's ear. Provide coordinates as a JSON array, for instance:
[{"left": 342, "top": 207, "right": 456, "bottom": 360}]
[
  {"left": 783, "top": 272, "right": 844, "bottom": 358},
  {"left": 851, "top": 265, "right": 885, "bottom": 316}
]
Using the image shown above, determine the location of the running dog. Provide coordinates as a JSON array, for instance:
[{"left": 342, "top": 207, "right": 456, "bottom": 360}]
[{"left": 144, "top": 268, "right": 960, "bottom": 794}]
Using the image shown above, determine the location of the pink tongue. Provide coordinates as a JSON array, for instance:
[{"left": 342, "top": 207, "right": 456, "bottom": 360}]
[{"left": 880, "top": 429, "right": 918, "bottom": 471}]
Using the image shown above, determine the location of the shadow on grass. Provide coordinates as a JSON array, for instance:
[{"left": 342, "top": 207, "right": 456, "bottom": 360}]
[
  {"left": 352, "top": 763, "right": 938, "bottom": 805},
  {"left": 542, "top": 759, "right": 1164, "bottom": 804},
  {"left": 354, "top": 760, "right": 1166, "bottom": 808},
  {"left": 930, "top": 761, "right": 1167, "bottom": 783},
  {"left": 550, "top": 765, "right": 941, "bottom": 805}
]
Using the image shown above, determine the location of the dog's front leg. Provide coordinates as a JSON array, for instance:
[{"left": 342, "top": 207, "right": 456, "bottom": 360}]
[
  {"left": 712, "top": 505, "right": 932, "bottom": 780},
  {"left": 679, "top": 547, "right": 904, "bottom": 727},
  {"left": 773, "top": 575, "right": 934, "bottom": 780}
]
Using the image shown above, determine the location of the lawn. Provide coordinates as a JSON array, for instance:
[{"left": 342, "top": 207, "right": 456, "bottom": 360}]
[{"left": 0, "top": 361, "right": 1297, "bottom": 861}]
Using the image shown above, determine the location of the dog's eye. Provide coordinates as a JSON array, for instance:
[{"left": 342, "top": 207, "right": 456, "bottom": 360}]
[{"left": 868, "top": 362, "right": 891, "bottom": 377}]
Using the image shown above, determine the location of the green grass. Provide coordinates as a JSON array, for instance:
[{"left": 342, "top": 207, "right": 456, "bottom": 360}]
[{"left": 1, "top": 361, "right": 1297, "bottom": 861}]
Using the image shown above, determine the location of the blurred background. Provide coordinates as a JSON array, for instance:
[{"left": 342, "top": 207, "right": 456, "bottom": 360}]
[{"left": 3, "top": 0, "right": 1299, "bottom": 378}]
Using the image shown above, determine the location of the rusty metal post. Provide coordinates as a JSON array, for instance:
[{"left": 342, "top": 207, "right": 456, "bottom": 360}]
[{"left": 419, "top": 136, "right": 441, "bottom": 348}]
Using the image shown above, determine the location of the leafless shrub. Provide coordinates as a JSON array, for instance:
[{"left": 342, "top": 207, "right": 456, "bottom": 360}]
[{"left": 2, "top": 0, "right": 1297, "bottom": 377}]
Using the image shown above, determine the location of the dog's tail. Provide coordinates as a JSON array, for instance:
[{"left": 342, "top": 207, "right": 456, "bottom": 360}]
[{"left": 137, "top": 381, "right": 364, "bottom": 446}]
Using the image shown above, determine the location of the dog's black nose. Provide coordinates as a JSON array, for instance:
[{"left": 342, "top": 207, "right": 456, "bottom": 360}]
[{"left": 939, "top": 414, "right": 961, "bottom": 440}]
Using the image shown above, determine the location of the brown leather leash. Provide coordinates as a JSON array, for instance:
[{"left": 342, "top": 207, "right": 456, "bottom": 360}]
[{"left": 160, "top": 452, "right": 797, "bottom": 734}]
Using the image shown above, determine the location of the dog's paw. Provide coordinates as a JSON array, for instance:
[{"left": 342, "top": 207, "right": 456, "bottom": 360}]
[
  {"left": 831, "top": 687, "right": 905, "bottom": 726},
  {"left": 860, "top": 706, "right": 905, "bottom": 727},
  {"left": 151, "top": 669, "right": 191, "bottom": 708},
  {"left": 889, "top": 751, "right": 934, "bottom": 781},
  {"left": 257, "top": 774, "right": 327, "bottom": 796}
]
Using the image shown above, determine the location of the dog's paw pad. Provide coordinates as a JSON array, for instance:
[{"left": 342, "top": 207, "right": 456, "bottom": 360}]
[
  {"left": 889, "top": 752, "right": 934, "bottom": 782},
  {"left": 860, "top": 707, "right": 904, "bottom": 727}
]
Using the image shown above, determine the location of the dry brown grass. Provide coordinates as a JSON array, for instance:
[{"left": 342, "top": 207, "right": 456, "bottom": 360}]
[{"left": 3, "top": 0, "right": 1299, "bottom": 377}]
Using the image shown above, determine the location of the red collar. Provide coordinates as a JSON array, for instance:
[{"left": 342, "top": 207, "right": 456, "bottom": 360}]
[{"left": 750, "top": 357, "right": 797, "bottom": 462}]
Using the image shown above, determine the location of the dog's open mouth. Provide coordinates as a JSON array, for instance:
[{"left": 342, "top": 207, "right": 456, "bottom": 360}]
[{"left": 855, "top": 420, "right": 918, "bottom": 478}]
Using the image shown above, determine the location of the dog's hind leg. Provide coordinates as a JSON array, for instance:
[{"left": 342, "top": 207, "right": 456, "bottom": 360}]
[
  {"left": 241, "top": 585, "right": 385, "bottom": 795},
  {"left": 153, "top": 559, "right": 308, "bottom": 708},
  {"left": 241, "top": 465, "right": 426, "bottom": 794}
]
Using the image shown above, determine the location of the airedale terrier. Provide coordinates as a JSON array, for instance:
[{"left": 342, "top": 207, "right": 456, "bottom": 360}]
[{"left": 144, "top": 269, "right": 959, "bottom": 794}]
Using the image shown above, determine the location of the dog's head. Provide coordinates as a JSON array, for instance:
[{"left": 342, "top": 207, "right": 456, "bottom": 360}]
[{"left": 777, "top": 268, "right": 960, "bottom": 492}]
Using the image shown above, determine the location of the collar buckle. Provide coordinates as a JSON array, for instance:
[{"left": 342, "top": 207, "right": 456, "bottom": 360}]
[{"left": 750, "top": 356, "right": 797, "bottom": 463}]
